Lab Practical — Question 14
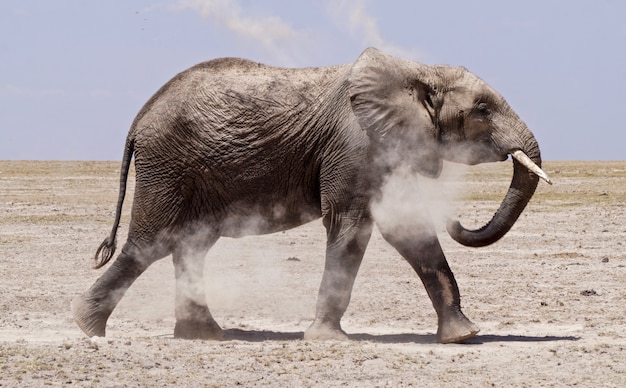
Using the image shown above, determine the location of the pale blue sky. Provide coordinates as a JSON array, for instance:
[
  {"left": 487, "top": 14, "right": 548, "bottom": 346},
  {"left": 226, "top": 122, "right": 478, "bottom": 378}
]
[{"left": 1, "top": 0, "right": 624, "bottom": 160}]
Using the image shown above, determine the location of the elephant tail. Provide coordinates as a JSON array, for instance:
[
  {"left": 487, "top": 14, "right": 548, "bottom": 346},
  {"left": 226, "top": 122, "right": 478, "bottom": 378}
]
[{"left": 93, "top": 136, "right": 135, "bottom": 269}]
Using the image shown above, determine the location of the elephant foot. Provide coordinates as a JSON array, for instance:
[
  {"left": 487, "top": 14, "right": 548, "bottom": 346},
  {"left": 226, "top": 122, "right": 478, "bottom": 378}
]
[
  {"left": 71, "top": 293, "right": 111, "bottom": 338},
  {"left": 174, "top": 319, "right": 224, "bottom": 340},
  {"left": 304, "top": 320, "right": 349, "bottom": 341},
  {"left": 437, "top": 311, "right": 480, "bottom": 344}
]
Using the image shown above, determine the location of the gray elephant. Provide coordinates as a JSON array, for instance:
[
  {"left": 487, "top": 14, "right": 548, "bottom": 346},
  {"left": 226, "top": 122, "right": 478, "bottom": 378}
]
[{"left": 72, "top": 48, "right": 551, "bottom": 344}]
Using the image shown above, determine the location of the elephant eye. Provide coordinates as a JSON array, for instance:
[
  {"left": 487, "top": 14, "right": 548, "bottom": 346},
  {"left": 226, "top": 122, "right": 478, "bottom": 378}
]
[{"left": 475, "top": 102, "right": 490, "bottom": 115}]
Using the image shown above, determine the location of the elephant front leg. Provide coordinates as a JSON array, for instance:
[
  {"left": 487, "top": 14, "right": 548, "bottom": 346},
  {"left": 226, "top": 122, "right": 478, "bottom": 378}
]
[
  {"left": 305, "top": 221, "right": 373, "bottom": 341},
  {"left": 380, "top": 225, "right": 479, "bottom": 343},
  {"left": 416, "top": 249, "right": 479, "bottom": 344},
  {"left": 172, "top": 239, "right": 223, "bottom": 340}
]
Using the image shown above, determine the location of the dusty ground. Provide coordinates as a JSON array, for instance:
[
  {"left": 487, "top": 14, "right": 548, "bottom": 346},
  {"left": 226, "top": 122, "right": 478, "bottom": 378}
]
[{"left": 0, "top": 160, "right": 624, "bottom": 387}]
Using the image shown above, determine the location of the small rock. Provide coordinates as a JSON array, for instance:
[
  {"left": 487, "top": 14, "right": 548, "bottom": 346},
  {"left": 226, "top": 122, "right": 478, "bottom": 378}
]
[
  {"left": 601, "top": 258, "right": 609, "bottom": 263},
  {"left": 580, "top": 289, "right": 598, "bottom": 296},
  {"left": 287, "top": 256, "right": 300, "bottom": 262}
]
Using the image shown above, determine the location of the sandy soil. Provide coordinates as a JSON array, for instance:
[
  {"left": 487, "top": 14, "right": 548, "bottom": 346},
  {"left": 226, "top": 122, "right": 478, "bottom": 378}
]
[{"left": 0, "top": 160, "right": 624, "bottom": 387}]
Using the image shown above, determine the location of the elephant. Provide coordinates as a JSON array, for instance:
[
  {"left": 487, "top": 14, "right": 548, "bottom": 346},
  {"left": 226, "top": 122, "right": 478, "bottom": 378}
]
[{"left": 71, "top": 47, "right": 551, "bottom": 344}]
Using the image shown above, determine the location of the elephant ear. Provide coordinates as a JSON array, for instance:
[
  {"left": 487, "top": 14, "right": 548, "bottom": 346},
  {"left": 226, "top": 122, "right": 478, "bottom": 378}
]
[{"left": 348, "top": 48, "right": 442, "bottom": 178}]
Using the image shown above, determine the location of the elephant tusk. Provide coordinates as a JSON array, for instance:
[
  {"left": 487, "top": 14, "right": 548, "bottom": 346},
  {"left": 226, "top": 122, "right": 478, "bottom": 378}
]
[{"left": 511, "top": 150, "right": 553, "bottom": 185}]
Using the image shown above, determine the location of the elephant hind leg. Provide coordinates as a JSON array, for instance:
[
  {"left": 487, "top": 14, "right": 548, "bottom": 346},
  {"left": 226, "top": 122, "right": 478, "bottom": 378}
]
[
  {"left": 72, "top": 246, "right": 158, "bottom": 337},
  {"left": 304, "top": 217, "right": 373, "bottom": 341},
  {"left": 172, "top": 232, "right": 223, "bottom": 340},
  {"left": 71, "top": 295, "right": 109, "bottom": 338}
]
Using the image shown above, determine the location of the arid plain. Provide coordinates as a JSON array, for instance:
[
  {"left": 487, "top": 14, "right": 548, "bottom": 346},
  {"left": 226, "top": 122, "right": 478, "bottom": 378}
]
[{"left": 1, "top": 160, "right": 624, "bottom": 386}]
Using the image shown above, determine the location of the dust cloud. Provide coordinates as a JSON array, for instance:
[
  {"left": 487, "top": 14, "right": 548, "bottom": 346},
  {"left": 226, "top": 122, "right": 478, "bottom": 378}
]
[
  {"left": 371, "top": 162, "right": 468, "bottom": 238},
  {"left": 163, "top": 214, "right": 319, "bottom": 330},
  {"left": 175, "top": 0, "right": 314, "bottom": 66}
]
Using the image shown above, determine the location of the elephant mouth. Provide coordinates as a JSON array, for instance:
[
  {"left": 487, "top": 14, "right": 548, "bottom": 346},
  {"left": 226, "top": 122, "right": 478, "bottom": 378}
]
[
  {"left": 441, "top": 140, "right": 507, "bottom": 166},
  {"left": 510, "top": 150, "right": 552, "bottom": 185},
  {"left": 458, "top": 144, "right": 552, "bottom": 185}
]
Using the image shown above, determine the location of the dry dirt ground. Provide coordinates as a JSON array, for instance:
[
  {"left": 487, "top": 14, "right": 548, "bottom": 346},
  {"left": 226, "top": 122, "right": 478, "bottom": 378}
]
[{"left": 0, "top": 160, "right": 624, "bottom": 387}]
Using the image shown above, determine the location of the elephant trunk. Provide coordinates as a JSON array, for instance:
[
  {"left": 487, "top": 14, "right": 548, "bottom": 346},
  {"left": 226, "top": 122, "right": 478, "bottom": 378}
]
[{"left": 446, "top": 128, "right": 549, "bottom": 247}]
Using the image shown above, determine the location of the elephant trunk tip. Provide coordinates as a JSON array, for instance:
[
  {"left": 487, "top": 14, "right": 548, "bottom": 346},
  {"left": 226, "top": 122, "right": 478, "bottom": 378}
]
[{"left": 446, "top": 218, "right": 499, "bottom": 248}]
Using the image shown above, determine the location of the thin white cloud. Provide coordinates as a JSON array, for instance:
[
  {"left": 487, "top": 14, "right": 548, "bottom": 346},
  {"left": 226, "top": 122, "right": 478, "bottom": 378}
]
[
  {"left": 326, "top": 0, "right": 422, "bottom": 61},
  {"left": 174, "top": 0, "right": 315, "bottom": 66},
  {"left": 172, "top": 0, "right": 420, "bottom": 66}
]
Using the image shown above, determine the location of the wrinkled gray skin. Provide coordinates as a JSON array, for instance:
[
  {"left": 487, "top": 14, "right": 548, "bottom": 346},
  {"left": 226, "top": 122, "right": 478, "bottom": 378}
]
[{"left": 72, "top": 48, "right": 544, "bottom": 344}]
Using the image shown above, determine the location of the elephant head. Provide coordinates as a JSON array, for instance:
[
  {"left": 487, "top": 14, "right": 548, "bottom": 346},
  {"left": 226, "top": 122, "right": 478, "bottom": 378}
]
[{"left": 349, "top": 48, "right": 551, "bottom": 247}]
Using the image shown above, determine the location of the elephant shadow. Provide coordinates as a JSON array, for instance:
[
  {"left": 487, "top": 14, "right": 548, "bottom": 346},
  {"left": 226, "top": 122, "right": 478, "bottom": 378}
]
[{"left": 219, "top": 329, "right": 579, "bottom": 344}]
